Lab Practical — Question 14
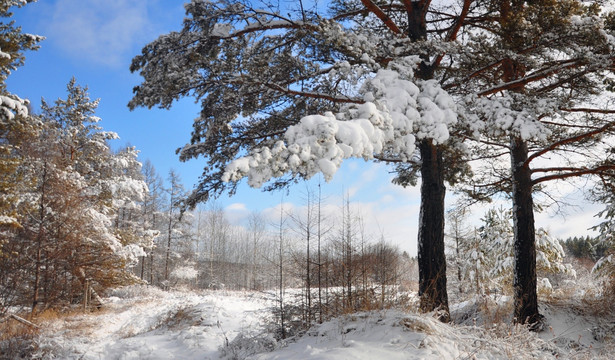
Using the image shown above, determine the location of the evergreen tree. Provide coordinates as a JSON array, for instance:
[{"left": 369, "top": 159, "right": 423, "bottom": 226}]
[
  {"left": 2, "top": 79, "right": 150, "bottom": 312},
  {"left": 0, "top": 0, "right": 42, "bottom": 312},
  {"left": 455, "top": 0, "right": 615, "bottom": 325},
  {"left": 462, "top": 208, "right": 574, "bottom": 296},
  {"left": 0, "top": 0, "right": 42, "bottom": 237},
  {"left": 129, "top": 0, "right": 480, "bottom": 321},
  {"left": 590, "top": 177, "right": 615, "bottom": 281}
]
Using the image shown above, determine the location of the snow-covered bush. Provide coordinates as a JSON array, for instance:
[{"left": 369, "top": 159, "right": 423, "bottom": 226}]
[
  {"left": 170, "top": 266, "right": 198, "bottom": 281},
  {"left": 459, "top": 207, "right": 575, "bottom": 295},
  {"left": 108, "top": 285, "right": 167, "bottom": 300},
  {"left": 220, "top": 332, "right": 277, "bottom": 360}
]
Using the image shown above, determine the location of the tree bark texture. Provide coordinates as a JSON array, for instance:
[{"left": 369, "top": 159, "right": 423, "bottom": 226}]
[
  {"left": 406, "top": 1, "right": 449, "bottom": 321},
  {"left": 510, "top": 136, "right": 540, "bottom": 325},
  {"left": 417, "top": 139, "right": 449, "bottom": 321}
]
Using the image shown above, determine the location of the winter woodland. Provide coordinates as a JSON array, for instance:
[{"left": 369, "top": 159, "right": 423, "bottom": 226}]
[{"left": 3, "top": 0, "right": 615, "bottom": 358}]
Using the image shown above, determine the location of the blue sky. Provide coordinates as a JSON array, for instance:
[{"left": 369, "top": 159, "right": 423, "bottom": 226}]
[{"left": 7, "top": 0, "right": 602, "bottom": 256}]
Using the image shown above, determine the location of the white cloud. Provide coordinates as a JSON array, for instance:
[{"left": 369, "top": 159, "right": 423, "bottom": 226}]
[
  {"left": 223, "top": 202, "right": 253, "bottom": 226},
  {"left": 225, "top": 202, "right": 248, "bottom": 212},
  {"left": 260, "top": 202, "right": 297, "bottom": 224},
  {"left": 354, "top": 200, "right": 421, "bottom": 256},
  {"left": 41, "top": 0, "right": 154, "bottom": 67}
]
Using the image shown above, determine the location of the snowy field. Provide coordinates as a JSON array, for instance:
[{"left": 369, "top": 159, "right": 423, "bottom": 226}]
[
  {"left": 13, "top": 284, "right": 612, "bottom": 359},
  {"left": 31, "top": 286, "right": 275, "bottom": 359}
]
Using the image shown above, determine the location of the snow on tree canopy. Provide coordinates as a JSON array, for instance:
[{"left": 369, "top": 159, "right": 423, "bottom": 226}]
[
  {"left": 0, "top": 94, "right": 29, "bottom": 120},
  {"left": 463, "top": 94, "right": 554, "bottom": 142},
  {"left": 223, "top": 58, "right": 457, "bottom": 187}
]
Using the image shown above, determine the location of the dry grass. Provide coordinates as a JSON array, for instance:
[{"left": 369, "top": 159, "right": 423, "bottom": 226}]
[
  {"left": 0, "top": 315, "right": 40, "bottom": 360},
  {"left": 0, "top": 317, "right": 39, "bottom": 341}
]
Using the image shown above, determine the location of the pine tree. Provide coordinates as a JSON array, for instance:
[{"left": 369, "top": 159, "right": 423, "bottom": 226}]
[
  {"left": 0, "top": 0, "right": 42, "bottom": 239},
  {"left": 590, "top": 177, "right": 615, "bottom": 282},
  {"left": 454, "top": 0, "right": 615, "bottom": 325},
  {"left": 1, "top": 79, "right": 150, "bottom": 312},
  {"left": 129, "top": 0, "right": 482, "bottom": 321}
]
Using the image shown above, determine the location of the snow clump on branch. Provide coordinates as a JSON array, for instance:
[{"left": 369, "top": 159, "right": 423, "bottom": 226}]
[
  {"left": 222, "top": 58, "right": 457, "bottom": 187},
  {"left": 0, "top": 94, "right": 29, "bottom": 120}
]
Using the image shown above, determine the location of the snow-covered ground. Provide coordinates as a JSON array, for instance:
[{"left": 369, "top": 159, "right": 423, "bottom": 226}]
[
  {"left": 24, "top": 285, "right": 615, "bottom": 359},
  {"left": 33, "top": 286, "right": 275, "bottom": 359}
]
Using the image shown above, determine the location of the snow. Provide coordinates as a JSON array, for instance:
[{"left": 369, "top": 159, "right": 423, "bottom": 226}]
[
  {"left": 35, "top": 286, "right": 275, "bottom": 359},
  {"left": 0, "top": 215, "right": 18, "bottom": 225},
  {"left": 171, "top": 266, "right": 198, "bottom": 280},
  {"left": 27, "top": 285, "right": 615, "bottom": 359},
  {"left": 0, "top": 47, "right": 11, "bottom": 60},
  {"left": 211, "top": 23, "right": 232, "bottom": 38},
  {"left": 223, "top": 57, "right": 457, "bottom": 188},
  {"left": 0, "top": 94, "right": 29, "bottom": 120},
  {"left": 464, "top": 94, "right": 552, "bottom": 142},
  {"left": 593, "top": 254, "right": 614, "bottom": 274}
]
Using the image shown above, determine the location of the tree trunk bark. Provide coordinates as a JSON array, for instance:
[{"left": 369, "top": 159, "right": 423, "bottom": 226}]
[
  {"left": 32, "top": 160, "right": 48, "bottom": 317},
  {"left": 406, "top": 2, "right": 449, "bottom": 321},
  {"left": 72, "top": 267, "right": 104, "bottom": 309},
  {"left": 510, "top": 136, "right": 540, "bottom": 326},
  {"left": 417, "top": 139, "right": 449, "bottom": 321}
]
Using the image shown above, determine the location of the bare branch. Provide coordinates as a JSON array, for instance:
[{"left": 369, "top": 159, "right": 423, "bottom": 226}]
[
  {"left": 360, "top": 0, "right": 403, "bottom": 35},
  {"left": 560, "top": 108, "right": 615, "bottom": 114},
  {"left": 532, "top": 165, "right": 615, "bottom": 185},
  {"left": 526, "top": 121, "right": 615, "bottom": 166}
]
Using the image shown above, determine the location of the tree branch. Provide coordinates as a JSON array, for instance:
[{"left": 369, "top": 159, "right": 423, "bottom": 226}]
[
  {"left": 374, "top": 154, "right": 420, "bottom": 165},
  {"left": 560, "top": 108, "right": 615, "bottom": 114},
  {"left": 432, "top": 0, "right": 471, "bottom": 69},
  {"left": 478, "top": 58, "right": 584, "bottom": 96},
  {"left": 526, "top": 121, "right": 615, "bottom": 166},
  {"left": 360, "top": 0, "right": 403, "bottom": 35},
  {"left": 263, "top": 82, "right": 364, "bottom": 104},
  {"left": 444, "top": 59, "right": 505, "bottom": 90},
  {"left": 333, "top": 4, "right": 406, "bottom": 21},
  {"left": 219, "top": 20, "right": 317, "bottom": 40},
  {"left": 532, "top": 165, "right": 615, "bottom": 185}
]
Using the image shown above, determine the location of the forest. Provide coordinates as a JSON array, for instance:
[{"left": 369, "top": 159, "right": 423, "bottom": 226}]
[{"left": 2, "top": 0, "right": 615, "bottom": 358}]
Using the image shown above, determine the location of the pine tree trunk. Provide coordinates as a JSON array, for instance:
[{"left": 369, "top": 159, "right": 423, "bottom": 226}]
[
  {"left": 510, "top": 136, "right": 540, "bottom": 325},
  {"left": 406, "top": 1, "right": 449, "bottom": 321},
  {"left": 417, "top": 139, "right": 449, "bottom": 321},
  {"left": 32, "top": 246, "right": 41, "bottom": 316}
]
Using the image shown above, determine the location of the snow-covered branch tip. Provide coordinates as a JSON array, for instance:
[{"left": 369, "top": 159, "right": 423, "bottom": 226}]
[
  {"left": 0, "top": 94, "right": 29, "bottom": 120},
  {"left": 222, "top": 59, "right": 457, "bottom": 188}
]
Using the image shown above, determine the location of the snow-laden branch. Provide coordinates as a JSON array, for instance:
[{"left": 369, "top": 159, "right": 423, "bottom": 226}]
[
  {"left": 0, "top": 94, "right": 29, "bottom": 120},
  {"left": 222, "top": 58, "right": 457, "bottom": 187},
  {"left": 463, "top": 94, "right": 553, "bottom": 141},
  {"left": 212, "top": 19, "right": 316, "bottom": 39}
]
